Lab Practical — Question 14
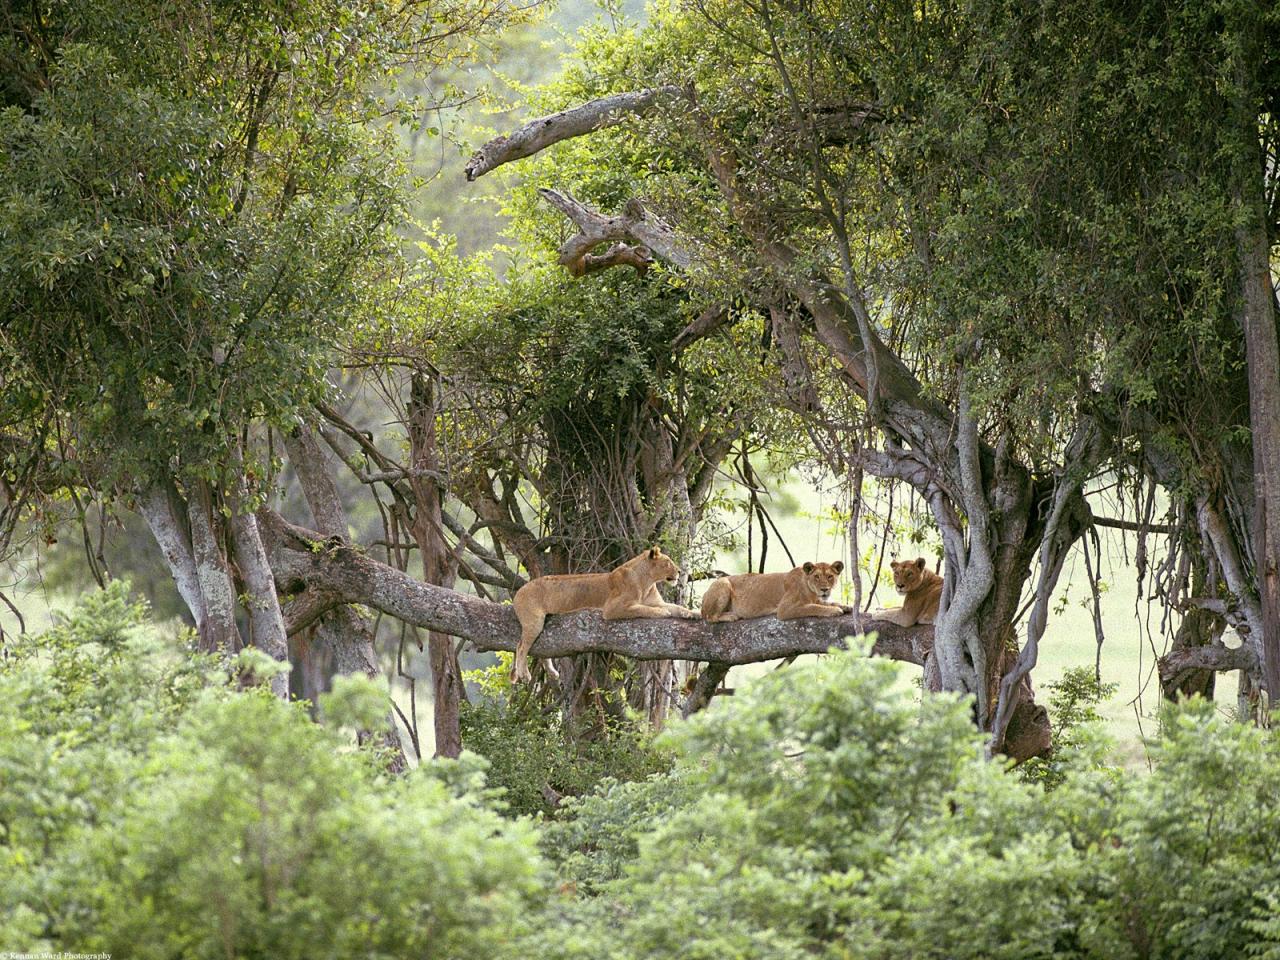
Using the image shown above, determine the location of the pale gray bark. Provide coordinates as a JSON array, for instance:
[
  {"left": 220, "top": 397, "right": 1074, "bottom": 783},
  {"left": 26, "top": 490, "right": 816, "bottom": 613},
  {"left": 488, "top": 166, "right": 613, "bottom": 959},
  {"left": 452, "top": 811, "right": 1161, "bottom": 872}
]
[
  {"left": 538, "top": 188, "right": 693, "bottom": 273},
  {"left": 931, "top": 391, "right": 993, "bottom": 716},
  {"left": 465, "top": 87, "right": 681, "bottom": 181},
  {"left": 137, "top": 481, "right": 206, "bottom": 634},
  {"left": 187, "top": 479, "right": 242, "bottom": 653},
  {"left": 283, "top": 426, "right": 349, "bottom": 537},
  {"left": 1197, "top": 496, "right": 1265, "bottom": 664},
  {"left": 228, "top": 500, "right": 290, "bottom": 698}
]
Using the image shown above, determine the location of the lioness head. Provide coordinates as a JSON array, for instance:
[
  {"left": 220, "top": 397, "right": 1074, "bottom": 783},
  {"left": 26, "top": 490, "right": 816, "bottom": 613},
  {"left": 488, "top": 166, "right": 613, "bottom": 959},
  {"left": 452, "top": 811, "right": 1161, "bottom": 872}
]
[
  {"left": 801, "top": 560, "right": 844, "bottom": 601},
  {"left": 644, "top": 546, "right": 680, "bottom": 583},
  {"left": 891, "top": 557, "right": 929, "bottom": 595}
]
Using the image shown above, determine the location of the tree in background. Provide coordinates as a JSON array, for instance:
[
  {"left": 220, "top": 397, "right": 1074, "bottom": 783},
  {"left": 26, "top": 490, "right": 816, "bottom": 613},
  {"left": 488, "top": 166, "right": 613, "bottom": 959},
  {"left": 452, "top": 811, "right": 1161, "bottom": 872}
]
[
  {"left": 0, "top": 0, "right": 525, "bottom": 715},
  {"left": 465, "top": 0, "right": 1280, "bottom": 741}
]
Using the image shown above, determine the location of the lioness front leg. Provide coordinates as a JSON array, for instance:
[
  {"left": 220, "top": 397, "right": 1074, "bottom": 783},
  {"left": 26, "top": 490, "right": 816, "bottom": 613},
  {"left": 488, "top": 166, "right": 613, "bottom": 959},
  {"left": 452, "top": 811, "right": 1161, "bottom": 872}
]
[
  {"left": 640, "top": 585, "right": 700, "bottom": 619},
  {"left": 778, "top": 602, "right": 850, "bottom": 620},
  {"left": 871, "top": 608, "right": 914, "bottom": 627}
]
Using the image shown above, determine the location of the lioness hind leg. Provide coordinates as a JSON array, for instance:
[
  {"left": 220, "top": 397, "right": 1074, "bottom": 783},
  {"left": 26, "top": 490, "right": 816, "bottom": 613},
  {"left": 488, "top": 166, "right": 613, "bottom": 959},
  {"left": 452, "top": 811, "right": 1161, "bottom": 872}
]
[
  {"left": 700, "top": 579, "right": 736, "bottom": 622},
  {"left": 512, "top": 593, "right": 545, "bottom": 684}
]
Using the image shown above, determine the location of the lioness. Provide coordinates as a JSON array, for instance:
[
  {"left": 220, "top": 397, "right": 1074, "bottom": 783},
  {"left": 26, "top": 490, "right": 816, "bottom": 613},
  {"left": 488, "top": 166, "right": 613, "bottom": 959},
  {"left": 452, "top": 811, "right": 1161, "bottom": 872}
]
[
  {"left": 510, "top": 547, "right": 699, "bottom": 683},
  {"left": 874, "top": 557, "right": 943, "bottom": 626},
  {"left": 700, "top": 561, "right": 852, "bottom": 622}
]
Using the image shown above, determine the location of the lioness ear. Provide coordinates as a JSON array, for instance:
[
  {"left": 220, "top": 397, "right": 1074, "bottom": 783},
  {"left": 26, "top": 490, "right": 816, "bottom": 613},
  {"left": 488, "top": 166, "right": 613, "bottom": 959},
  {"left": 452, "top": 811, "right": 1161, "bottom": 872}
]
[
  {"left": 802, "top": 562, "right": 815, "bottom": 573},
  {"left": 649, "top": 546, "right": 660, "bottom": 560},
  {"left": 915, "top": 557, "right": 927, "bottom": 571},
  {"left": 831, "top": 560, "right": 844, "bottom": 574}
]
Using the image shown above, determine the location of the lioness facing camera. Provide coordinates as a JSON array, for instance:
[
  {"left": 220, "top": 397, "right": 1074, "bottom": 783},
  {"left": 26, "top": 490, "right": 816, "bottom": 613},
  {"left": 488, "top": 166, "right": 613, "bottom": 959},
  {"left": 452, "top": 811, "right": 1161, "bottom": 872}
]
[
  {"left": 700, "top": 561, "right": 852, "bottom": 622},
  {"left": 510, "top": 547, "right": 699, "bottom": 683},
  {"left": 874, "top": 557, "right": 943, "bottom": 626}
]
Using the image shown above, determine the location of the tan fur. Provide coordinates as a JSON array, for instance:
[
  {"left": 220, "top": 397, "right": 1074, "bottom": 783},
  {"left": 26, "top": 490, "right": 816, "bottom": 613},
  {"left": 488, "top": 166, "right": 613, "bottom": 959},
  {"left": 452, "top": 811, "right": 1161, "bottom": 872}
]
[
  {"left": 701, "top": 561, "right": 851, "bottom": 623},
  {"left": 510, "top": 547, "right": 698, "bottom": 683},
  {"left": 875, "top": 557, "right": 943, "bottom": 627}
]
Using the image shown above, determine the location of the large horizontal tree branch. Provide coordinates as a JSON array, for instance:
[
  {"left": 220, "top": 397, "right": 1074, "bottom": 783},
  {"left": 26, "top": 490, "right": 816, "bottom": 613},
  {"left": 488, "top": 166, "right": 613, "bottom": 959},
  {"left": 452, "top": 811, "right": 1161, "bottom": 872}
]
[
  {"left": 261, "top": 511, "right": 933, "bottom": 667},
  {"left": 465, "top": 86, "right": 682, "bottom": 181}
]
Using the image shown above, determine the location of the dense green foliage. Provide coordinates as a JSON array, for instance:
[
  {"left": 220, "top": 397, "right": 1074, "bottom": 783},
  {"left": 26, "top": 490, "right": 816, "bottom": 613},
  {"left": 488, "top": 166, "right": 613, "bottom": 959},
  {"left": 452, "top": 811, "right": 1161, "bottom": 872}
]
[
  {"left": 0, "top": 0, "right": 523, "bottom": 549},
  {"left": 0, "top": 586, "right": 540, "bottom": 957},
  {"left": 535, "top": 650, "right": 1280, "bottom": 960},
  {"left": 1019, "top": 666, "right": 1119, "bottom": 790},
  {"left": 459, "top": 656, "right": 674, "bottom": 818},
  {"left": 6, "top": 593, "right": 1280, "bottom": 957}
]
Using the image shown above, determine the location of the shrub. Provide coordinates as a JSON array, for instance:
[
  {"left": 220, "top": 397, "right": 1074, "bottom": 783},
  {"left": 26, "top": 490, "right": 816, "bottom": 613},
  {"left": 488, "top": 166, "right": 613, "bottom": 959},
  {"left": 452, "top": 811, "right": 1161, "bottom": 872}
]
[
  {"left": 459, "top": 656, "right": 674, "bottom": 819},
  {"left": 0, "top": 584, "right": 543, "bottom": 958},
  {"left": 1019, "top": 665, "right": 1119, "bottom": 790},
  {"left": 526, "top": 647, "right": 1280, "bottom": 960}
]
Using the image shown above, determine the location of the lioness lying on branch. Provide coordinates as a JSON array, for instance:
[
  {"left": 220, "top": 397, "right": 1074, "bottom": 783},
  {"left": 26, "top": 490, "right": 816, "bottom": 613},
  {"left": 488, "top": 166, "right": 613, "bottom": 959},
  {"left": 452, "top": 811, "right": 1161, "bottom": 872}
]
[
  {"left": 873, "top": 557, "right": 943, "bottom": 627},
  {"left": 510, "top": 546, "right": 699, "bottom": 683},
  {"left": 700, "top": 561, "right": 853, "bottom": 623}
]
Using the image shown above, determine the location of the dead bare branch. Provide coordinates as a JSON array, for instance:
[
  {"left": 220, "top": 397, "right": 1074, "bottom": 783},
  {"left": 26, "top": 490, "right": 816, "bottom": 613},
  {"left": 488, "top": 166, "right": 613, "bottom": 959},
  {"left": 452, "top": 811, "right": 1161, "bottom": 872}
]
[{"left": 465, "top": 86, "right": 682, "bottom": 181}]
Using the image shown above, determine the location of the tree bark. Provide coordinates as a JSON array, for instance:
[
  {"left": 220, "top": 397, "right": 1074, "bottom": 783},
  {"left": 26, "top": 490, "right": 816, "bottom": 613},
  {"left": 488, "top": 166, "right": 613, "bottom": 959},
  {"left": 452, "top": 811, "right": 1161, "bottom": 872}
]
[
  {"left": 137, "top": 481, "right": 206, "bottom": 636},
  {"left": 283, "top": 424, "right": 405, "bottom": 767},
  {"left": 682, "top": 661, "right": 730, "bottom": 717},
  {"left": 186, "top": 478, "right": 242, "bottom": 653},
  {"left": 465, "top": 87, "right": 681, "bottom": 181},
  {"left": 1228, "top": 0, "right": 1280, "bottom": 710},
  {"left": 407, "top": 373, "right": 464, "bottom": 758},
  {"left": 227, "top": 481, "right": 290, "bottom": 699},
  {"left": 1235, "top": 192, "right": 1280, "bottom": 703}
]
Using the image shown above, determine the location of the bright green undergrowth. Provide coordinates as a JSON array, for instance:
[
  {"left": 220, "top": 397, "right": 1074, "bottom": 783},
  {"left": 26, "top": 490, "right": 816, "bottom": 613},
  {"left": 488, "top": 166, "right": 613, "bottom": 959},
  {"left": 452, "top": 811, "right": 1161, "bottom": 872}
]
[{"left": 4, "top": 586, "right": 1280, "bottom": 959}]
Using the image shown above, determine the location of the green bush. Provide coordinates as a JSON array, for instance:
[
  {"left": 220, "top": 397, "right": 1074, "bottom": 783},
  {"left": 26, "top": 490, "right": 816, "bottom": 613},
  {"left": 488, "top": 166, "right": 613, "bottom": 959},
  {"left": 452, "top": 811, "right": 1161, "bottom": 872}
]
[
  {"left": 459, "top": 657, "right": 674, "bottom": 819},
  {"left": 10, "top": 595, "right": 1280, "bottom": 960},
  {"left": 0, "top": 584, "right": 543, "bottom": 958},
  {"left": 1019, "top": 665, "right": 1119, "bottom": 790},
  {"left": 526, "top": 647, "right": 1280, "bottom": 960}
]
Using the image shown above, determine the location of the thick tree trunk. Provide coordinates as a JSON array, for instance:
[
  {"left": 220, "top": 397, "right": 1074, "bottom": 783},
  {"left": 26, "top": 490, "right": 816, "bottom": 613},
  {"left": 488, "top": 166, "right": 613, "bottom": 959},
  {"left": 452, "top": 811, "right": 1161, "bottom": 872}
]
[
  {"left": 1227, "top": 0, "right": 1280, "bottom": 710},
  {"left": 1235, "top": 191, "right": 1280, "bottom": 703},
  {"left": 407, "top": 373, "right": 464, "bottom": 759},
  {"left": 227, "top": 482, "right": 290, "bottom": 699},
  {"left": 283, "top": 424, "right": 405, "bottom": 767},
  {"left": 138, "top": 481, "right": 207, "bottom": 636},
  {"left": 186, "top": 479, "right": 242, "bottom": 653}
]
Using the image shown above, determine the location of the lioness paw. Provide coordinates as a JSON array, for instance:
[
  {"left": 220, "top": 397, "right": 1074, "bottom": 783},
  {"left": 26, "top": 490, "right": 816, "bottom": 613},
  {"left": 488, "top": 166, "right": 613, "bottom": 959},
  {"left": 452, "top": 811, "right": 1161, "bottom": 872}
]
[
  {"left": 679, "top": 607, "right": 700, "bottom": 619},
  {"left": 510, "top": 659, "right": 533, "bottom": 684},
  {"left": 839, "top": 604, "right": 854, "bottom": 615}
]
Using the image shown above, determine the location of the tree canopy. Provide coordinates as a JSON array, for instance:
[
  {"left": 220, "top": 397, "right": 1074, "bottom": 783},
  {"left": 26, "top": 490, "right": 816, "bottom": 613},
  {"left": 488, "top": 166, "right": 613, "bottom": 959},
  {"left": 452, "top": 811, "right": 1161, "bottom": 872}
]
[{"left": 2, "top": 0, "right": 1280, "bottom": 951}]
